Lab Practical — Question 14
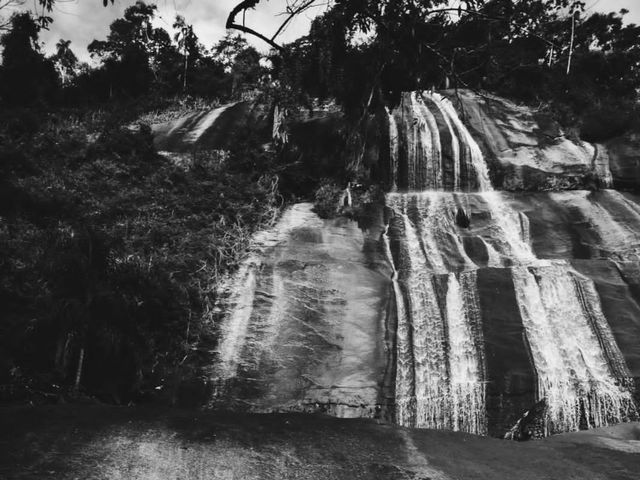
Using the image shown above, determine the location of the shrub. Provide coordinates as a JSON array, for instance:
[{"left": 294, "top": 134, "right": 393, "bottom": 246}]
[{"left": 313, "top": 180, "right": 344, "bottom": 219}]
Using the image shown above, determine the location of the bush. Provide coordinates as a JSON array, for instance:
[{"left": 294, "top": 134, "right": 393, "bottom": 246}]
[{"left": 313, "top": 180, "right": 344, "bottom": 219}]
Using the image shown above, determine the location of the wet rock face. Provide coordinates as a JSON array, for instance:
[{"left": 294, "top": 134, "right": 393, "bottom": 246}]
[
  {"left": 606, "top": 132, "right": 640, "bottom": 190},
  {"left": 380, "top": 93, "right": 639, "bottom": 438},
  {"left": 381, "top": 89, "right": 619, "bottom": 192},
  {"left": 159, "top": 91, "right": 640, "bottom": 440},
  {"left": 209, "top": 193, "right": 640, "bottom": 438},
  {"left": 385, "top": 191, "right": 640, "bottom": 437},
  {"left": 386, "top": 91, "right": 492, "bottom": 192},
  {"left": 210, "top": 204, "right": 393, "bottom": 419},
  {"left": 152, "top": 102, "right": 264, "bottom": 153},
  {"left": 448, "top": 90, "right": 610, "bottom": 191}
]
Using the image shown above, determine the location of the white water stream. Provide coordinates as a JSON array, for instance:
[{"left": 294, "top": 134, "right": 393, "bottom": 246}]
[{"left": 385, "top": 91, "right": 636, "bottom": 435}]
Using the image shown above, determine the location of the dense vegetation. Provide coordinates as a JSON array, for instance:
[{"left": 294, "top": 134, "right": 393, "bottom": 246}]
[
  {"left": 0, "top": 3, "right": 278, "bottom": 403},
  {"left": 1, "top": 0, "right": 640, "bottom": 404},
  {"left": 0, "top": 4, "right": 264, "bottom": 104},
  {"left": 0, "top": 110, "right": 283, "bottom": 404},
  {"left": 270, "top": 0, "right": 640, "bottom": 142}
]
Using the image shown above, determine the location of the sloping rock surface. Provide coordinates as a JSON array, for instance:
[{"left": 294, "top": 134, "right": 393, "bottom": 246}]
[
  {"left": 210, "top": 204, "right": 392, "bottom": 418},
  {"left": 1, "top": 406, "right": 639, "bottom": 480}
]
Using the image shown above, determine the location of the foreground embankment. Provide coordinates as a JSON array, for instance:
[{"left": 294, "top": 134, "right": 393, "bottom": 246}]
[{"left": 1, "top": 405, "right": 639, "bottom": 480}]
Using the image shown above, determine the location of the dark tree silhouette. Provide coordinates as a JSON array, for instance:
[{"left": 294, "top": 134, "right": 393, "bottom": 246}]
[{"left": 0, "top": 12, "right": 59, "bottom": 105}]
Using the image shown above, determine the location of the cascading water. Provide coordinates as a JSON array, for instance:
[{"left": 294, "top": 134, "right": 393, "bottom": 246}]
[
  {"left": 209, "top": 89, "right": 637, "bottom": 438},
  {"left": 382, "top": 228, "right": 413, "bottom": 424},
  {"left": 511, "top": 263, "right": 636, "bottom": 432},
  {"left": 386, "top": 107, "right": 400, "bottom": 191},
  {"left": 446, "top": 272, "right": 487, "bottom": 434},
  {"left": 384, "top": 208, "right": 487, "bottom": 433},
  {"left": 385, "top": 90, "right": 637, "bottom": 436},
  {"left": 430, "top": 92, "right": 492, "bottom": 192}
]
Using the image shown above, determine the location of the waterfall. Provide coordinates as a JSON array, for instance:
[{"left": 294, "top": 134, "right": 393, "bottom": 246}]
[
  {"left": 387, "top": 191, "right": 535, "bottom": 271},
  {"left": 386, "top": 106, "right": 399, "bottom": 191},
  {"left": 205, "top": 88, "right": 638, "bottom": 438},
  {"left": 446, "top": 272, "right": 487, "bottom": 434},
  {"left": 511, "top": 263, "right": 637, "bottom": 433},
  {"left": 573, "top": 273, "right": 635, "bottom": 386},
  {"left": 396, "top": 91, "right": 492, "bottom": 191},
  {"left": 430, "top": 93, "right": 461, "bottom": 191},
  {"left": 429, "top": 92, "right": 492, "bottom": 192},
  {"left": 410, "top": 273, "right": 449, "bottom": 430},
  {"left": 338, "top": 184, "right": 353, "bottom": 208},
  {"left": 386, "top": 204, "right": 487, "bottom": 433},
  {"left": 480, "top": 191, "right": 537, "bottom": 264},
  {"left": 481, "top": 237, "right": 503, "bottom": 268},
  {"left": 385, "top": 90, "right": 637, "bottom": 436},
  {"left": 399, "top": 192, "right": 477, "bottom": 271},
  {"left": 382, "top": 227, "right": 415, "bottom": 425},
  {"left": 415, "top": 93, "right": 443, "bottom": 189}
]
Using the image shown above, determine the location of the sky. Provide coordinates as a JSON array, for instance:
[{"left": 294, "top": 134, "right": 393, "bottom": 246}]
[
  {"left": 35, "top": 0, "right": 332, "bottom": 61},
  {"left": 6, "top": 0, "right": 640, "bottom": 62}
]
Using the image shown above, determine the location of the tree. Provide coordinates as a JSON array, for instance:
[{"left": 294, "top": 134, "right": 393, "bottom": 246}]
[
  {"left": 212, "top": 33, "right": 264, "bottom": 97},
  {"left": 226, "top": 0, "right": 329, "bottom": 51},
  {"left": 88, "top": 1, "right": 157, "bottom": 59},
  {"left": 0, "top": 12, "right": 59, "bottom": 105},
  {"left": 230, "top": 44, "right": 263, "bottom": 95},
  {"left": 173, "top": 15, "right": 200, "bottom": 91},
  {"left": 88, "top": 2, "right": 160, "bottom": 97},
  {"left": 0, "top": 0, "right": 26, "bottom": 32},
  {"left": 213, "top": 33, "right": 253, "bottom": 72},
  {"left": 225, "top": 1, "right": 491, "bottom": 52},
  {"left": 51, "top": 39, "right": 78, "bottom": 85}
]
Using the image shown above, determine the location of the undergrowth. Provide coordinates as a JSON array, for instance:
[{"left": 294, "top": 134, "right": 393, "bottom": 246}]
[{"left": 0, "top": 104, "right": 280, "bottom": 405}]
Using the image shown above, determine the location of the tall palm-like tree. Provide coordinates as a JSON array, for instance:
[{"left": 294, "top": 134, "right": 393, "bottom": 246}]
[
  {"left": 52, "top": 38, "right": 78, "bottom": 85},
  {"left": 173, "top": 15, "right": 198, "bottom": 91}
]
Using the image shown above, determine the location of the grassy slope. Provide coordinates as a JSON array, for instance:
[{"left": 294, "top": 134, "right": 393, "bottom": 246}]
[{"left": 0, "top": 104, "right": 279, "bottom": 404}]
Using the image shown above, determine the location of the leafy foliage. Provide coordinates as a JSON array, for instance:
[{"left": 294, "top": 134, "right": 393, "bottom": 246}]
[
  {"left": 271, "top": 0, "right": 640, "bottom": 142},
  {"left": 0, "top": 12, "right": 59, "bottom": 106},
  {"left": 313, "top": 180, "right": 344, "bottom": 219},
  {"left": 0, "top": 106, "right": 280, "bottom": 403}
]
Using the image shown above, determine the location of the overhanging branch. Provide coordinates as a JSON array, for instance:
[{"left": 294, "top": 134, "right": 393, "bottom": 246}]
[
  {"left": 226, "top": 0, "right": 284, "bottom": 51},
  {"left": 271, "top": 0, "right": 320, "bottom": 42}
]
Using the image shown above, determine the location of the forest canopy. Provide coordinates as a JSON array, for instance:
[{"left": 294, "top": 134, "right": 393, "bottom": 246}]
[{"left": 1, "top": 0, "right": 638, "bottom": 137}]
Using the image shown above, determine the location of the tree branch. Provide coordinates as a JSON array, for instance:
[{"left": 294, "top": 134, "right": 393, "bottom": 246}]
[
  {"left": 271, "top": 0, "right": 320, "bottom": 42},
  {"left": 226, "top": 0, "right": 284, "bottom": 51}
]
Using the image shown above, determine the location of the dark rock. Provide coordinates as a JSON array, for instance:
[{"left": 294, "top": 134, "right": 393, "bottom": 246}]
[{"left": 505, "top": 399, "right": 549, "bottom": 441}]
